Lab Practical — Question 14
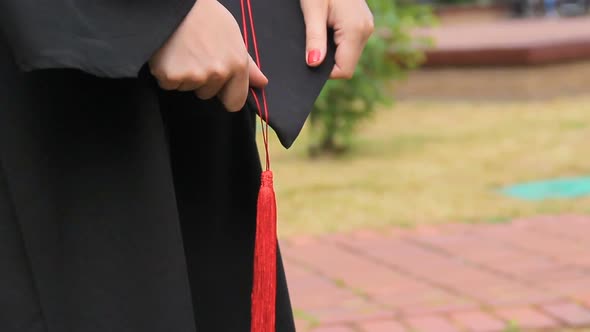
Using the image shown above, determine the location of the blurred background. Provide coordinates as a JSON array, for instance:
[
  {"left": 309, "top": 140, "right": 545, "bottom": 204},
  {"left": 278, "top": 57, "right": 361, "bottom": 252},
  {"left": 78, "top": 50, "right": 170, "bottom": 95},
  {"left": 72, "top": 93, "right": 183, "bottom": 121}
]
[{"left": 270, "top": 0, "right": 590, "bottom": 331}]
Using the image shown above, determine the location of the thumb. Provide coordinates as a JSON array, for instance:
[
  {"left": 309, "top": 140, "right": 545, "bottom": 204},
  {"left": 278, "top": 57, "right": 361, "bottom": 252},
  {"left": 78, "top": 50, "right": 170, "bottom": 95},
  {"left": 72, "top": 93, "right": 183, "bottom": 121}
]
[
  {"left": 300, "top": 0, "right": 328, "bottom": 67},
  {"left": 248, "top": 55, "right": 268, "bottom": 88}
]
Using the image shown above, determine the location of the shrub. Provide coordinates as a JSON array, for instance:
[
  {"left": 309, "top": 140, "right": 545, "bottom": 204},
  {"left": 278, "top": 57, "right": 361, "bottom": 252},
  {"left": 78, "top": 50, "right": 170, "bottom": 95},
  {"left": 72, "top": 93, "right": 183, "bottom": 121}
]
[{"left": 308, "top": 0, "right": 434, "bottom": 157}]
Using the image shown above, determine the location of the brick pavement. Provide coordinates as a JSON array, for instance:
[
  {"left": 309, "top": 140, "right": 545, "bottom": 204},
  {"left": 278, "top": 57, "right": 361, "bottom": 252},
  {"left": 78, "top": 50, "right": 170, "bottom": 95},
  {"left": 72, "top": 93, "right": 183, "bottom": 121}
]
[{"left": 283, "top": 215, "right": 590, "bottom": 331}]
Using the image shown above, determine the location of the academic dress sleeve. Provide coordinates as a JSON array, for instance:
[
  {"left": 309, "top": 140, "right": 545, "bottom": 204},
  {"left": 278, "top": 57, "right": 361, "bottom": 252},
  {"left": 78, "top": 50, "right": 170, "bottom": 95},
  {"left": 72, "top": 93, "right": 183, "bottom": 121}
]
[{"left": 0, "top": 0, "right": 196, "bottom": 78}]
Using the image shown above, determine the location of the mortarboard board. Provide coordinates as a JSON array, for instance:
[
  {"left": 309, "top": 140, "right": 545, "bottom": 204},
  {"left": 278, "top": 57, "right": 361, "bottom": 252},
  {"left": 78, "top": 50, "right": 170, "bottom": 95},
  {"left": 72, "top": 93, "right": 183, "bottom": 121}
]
[{"left": 220, "top": 0, "right": 336, "bottom": 149}]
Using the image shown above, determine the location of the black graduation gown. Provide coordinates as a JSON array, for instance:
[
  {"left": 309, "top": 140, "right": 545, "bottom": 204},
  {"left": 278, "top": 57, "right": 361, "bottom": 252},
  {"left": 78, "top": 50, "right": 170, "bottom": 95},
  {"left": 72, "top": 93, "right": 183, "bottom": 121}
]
[{"left": 0, "top": 1, "right": 332, "bottom": 331}]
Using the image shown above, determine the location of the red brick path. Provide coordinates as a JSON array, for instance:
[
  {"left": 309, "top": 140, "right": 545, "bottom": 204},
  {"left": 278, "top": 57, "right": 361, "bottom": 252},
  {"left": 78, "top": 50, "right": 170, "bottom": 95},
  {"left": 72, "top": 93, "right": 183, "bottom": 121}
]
[{"left": 283, "top": 215, "right": 590, "bottom": 331}]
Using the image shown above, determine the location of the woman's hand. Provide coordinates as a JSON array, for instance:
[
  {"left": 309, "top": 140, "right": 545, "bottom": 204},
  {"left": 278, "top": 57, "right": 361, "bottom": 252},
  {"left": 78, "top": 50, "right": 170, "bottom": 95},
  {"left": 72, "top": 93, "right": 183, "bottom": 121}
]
[
  {"left": 300, "top": 0, "right": 374, "bottom": 79},
  {"left": 149, "top": 0, "right": 268, "bottom": 112}
]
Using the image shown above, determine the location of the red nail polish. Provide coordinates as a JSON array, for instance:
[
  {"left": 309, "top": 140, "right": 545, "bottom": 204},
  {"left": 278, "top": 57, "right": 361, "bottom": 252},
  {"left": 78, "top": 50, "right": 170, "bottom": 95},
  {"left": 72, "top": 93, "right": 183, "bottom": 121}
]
[{"left": 307, "top": 49, "right": 321, "bottom": 64}]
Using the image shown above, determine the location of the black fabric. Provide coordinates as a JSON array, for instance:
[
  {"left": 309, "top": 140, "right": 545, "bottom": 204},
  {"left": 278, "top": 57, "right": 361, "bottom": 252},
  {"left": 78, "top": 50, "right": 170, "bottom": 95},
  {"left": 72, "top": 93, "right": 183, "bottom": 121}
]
[
  {"left": 0, "top": 0, "right": 331, "bottom": 330},
  {"left": 0, "top": 0, "right": 195, "bottom": 78},
  {"left": 0, "top": 48, "right": 295, "bottom": 332}
]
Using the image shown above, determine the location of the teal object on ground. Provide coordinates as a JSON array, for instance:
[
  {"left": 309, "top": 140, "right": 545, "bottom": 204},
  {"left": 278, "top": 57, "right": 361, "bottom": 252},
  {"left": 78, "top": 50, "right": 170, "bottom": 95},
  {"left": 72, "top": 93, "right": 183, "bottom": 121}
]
[{"left": 501, "top": 176, "right": 590, "bottom": 200}]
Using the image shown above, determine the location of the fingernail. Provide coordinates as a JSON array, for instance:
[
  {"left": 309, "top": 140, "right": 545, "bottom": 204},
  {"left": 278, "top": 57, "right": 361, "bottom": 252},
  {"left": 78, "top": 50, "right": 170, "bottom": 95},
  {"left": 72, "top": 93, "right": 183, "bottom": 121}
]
[{"left": 307, "top": 49, "right": 321, "bottom": 64}]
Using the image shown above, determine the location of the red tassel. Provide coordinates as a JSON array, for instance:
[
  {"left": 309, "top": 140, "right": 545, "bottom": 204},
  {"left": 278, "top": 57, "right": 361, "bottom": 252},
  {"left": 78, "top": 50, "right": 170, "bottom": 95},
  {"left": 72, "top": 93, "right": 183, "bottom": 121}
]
[
  {"left": 251, "top": 170, "right": 277, "bottom": 332},
  {"left": 240, "top": 0, "right": 277, "bottom": 329}
]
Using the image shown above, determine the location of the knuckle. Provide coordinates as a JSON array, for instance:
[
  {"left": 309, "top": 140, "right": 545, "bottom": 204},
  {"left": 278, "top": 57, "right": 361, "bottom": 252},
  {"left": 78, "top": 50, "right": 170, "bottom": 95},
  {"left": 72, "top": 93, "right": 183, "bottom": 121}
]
[
  {"left": 365, "top": 17, "right": 375, "bottom": 35},
  {"left": 221, "top": 67, "right": 233, "bottom": 80},
  {"left": 235, "top": 55, "right": 249, "bottom": 72},
  {"left": 158, "top": 74, "right": 181, "bottom": 90},
  {"left": 187, "top": 70, "right": 206, "bottom": 85},
  {"left": 162, "top": 71, "right": 182, "bottom": 84},
  {"left": 354, "top": 20, "right": 372, "bottom": 36},
  {"left": 210, "top": 63, "right": 231, "bottom": 80}
]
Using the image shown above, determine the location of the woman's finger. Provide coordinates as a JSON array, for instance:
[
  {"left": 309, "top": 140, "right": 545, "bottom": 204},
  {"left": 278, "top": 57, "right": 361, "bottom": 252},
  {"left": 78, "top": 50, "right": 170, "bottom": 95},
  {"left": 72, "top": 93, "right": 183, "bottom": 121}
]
[
  {"left": 300, "top": 0, "right": 329, "bottom": 66},
  {"left": 217, "top": 60, "right": 250, "bottom": 112},
  {"left": 248, "top": 55, "right": 268, "bottom": 88},
  {"left": 330, "top": 36, "right": 364, "bottom": 79},
  {"left": 178, "top": 72, "right": 206, "bottom": 92},
  {"left": 194, "top": 71, "right": 226, "bottom": 99}
]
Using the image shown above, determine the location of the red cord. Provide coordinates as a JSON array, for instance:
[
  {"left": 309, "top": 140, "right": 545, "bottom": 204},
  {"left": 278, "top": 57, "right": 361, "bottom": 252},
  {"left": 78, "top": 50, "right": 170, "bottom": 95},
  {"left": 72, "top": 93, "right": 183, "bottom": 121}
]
[
  {"left": 241, "top": 0, "right": 271, "bottom": 171},
  {"left": 250, "top": 92, "right": 271, "bottom": 170},
  {"left": 240, "top": 0, "right": 248, "bottom": 49}
]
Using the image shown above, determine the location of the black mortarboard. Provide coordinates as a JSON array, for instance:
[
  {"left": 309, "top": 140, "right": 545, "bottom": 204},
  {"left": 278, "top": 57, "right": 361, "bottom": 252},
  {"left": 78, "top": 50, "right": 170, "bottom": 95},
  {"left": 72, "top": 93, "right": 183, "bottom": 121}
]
[{"left": 220, "top": 0, "right": 336, "bottom": 148}]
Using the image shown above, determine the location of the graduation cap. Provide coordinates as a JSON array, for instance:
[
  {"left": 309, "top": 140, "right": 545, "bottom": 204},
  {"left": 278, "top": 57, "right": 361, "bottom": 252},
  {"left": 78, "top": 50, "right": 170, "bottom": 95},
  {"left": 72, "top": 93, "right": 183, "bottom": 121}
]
[
  {"left": 217, "top": 0, "right": 335, "bottom": 330},
  {"left": 220, "top": 0, "right": 336, "bottom": 149}
]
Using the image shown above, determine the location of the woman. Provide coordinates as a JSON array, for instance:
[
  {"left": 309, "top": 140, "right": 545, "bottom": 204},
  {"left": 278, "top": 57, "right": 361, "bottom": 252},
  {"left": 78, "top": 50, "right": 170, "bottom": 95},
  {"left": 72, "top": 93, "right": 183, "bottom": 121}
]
[{"left": 0, "top": 0, "right": 373, "bottom": 331}]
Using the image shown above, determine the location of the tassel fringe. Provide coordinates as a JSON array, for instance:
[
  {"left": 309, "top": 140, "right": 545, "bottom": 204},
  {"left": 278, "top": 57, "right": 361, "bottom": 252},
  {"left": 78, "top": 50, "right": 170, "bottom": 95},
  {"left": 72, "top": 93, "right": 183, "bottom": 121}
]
[{"left": 251, "top": 170, "right": 277, "bottom": 332}]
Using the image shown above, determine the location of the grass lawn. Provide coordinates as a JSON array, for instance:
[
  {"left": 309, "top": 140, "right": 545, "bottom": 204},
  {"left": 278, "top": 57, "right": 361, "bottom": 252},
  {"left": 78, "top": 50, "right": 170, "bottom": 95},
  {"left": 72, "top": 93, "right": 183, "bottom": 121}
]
[{"left": 264, "top": 95, "right": 590, "bottom": 237}]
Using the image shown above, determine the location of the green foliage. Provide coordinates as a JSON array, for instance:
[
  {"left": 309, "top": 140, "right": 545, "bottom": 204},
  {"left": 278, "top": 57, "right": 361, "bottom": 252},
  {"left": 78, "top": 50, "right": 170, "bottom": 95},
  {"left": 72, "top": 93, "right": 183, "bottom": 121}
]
[{"left": 309, "top": 0, "right": 434, "bottom": 156}]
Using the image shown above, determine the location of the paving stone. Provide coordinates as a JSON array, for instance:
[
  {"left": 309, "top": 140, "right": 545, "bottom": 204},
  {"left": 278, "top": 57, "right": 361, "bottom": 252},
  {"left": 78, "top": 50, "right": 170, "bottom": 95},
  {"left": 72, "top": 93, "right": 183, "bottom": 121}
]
[
  {"left": 575, "top": 293, "right": 590, "bottom": 308},
  {"left": 541, "top": 301, "right": 590, "bottom": 327},
  {"left": 456, "top": 280, "right": 554, "bottom": 306},
  {"left": 519, "top": 265, "right": 586, "bottom": 283},
  {"left": 357, "top": 319, "right": 407, "bottom": 332},
  {"left": 379, "top": 289, "right": 476, "bottom": 315},
  {"left": 449, "top": 310, "right": 507, "bottom": 332},
  {"left": 539, "top": 277, "right": 590, "bottom": 298},
  {"left": 471, "top": 251, "right": 555, "bottom": 273},
  {"left": 286, "top": 262, "right": 362, "bottom": 309},
  {"left": 494, "top": 306, "right": 560, "bottom": 330},
  {"left": 404, "top": 315, "right": 461, "bottom": 332},
  {"left": 306, "top": 298, "right": 392, "bottom": 325},
  {"left": 568, "top": 254, "right": 590, "bottom": 268},
  {"left": 311, "top": 326, "right": 355, "bottom": 332}
]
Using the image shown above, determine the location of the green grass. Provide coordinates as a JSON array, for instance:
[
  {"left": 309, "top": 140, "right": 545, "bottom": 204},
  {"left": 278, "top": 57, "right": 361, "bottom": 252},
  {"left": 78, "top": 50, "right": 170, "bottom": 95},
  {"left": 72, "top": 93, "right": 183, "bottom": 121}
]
[{"left": 264, "top": 96, "right": 590, "bottom": 237}]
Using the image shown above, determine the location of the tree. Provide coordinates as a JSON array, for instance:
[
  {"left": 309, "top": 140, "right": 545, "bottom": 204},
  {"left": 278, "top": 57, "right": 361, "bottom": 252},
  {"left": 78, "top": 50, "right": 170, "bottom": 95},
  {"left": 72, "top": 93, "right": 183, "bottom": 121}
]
[{"left": 308, "top": 0, "right": 434, "bottom": 157}]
